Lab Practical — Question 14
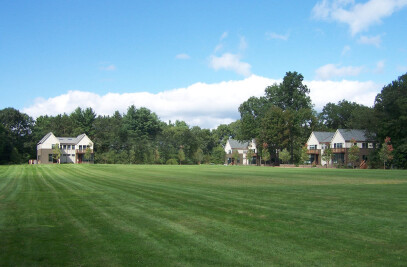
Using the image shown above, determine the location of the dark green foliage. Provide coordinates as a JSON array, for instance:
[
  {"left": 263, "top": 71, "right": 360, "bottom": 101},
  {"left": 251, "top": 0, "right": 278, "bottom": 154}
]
[
  {"left": 374, "top": 73, "right": 407, "bottom": 168},
  {"left": 0, "top": 124, "right": 12, "bottom": 164},
  {"left": 240, "top": 71, "right": 314, "bottom": 164},
  {"left": 0, "top": 108, "right": 35, "bottom": 163},
  {"left": 319, "top": 100, "right": 376, "bottom": 132}
]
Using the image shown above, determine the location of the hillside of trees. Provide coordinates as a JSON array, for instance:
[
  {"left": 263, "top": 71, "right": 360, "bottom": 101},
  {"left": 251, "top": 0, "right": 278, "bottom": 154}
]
[{"left": 1, "top": 72, "right": 406, "bottom": 168}]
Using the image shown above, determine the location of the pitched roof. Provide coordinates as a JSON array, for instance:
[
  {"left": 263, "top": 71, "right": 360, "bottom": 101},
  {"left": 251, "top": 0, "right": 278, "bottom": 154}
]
[
  {"left": 228, "top": 139, "right": 250, "bottom": 149},
  {"left": 338, "top": 129, "right": 375, "bottom": 142},
  {"left": 313, "top": 131, "right": 335, "bottom": 143},
  {"left": 37, "top": 132, "right": 54, "bottom": 145},
  {"left": 38, "top": 132, "right": 91, "bottom": 145},
  {"left": 57, "top": 134, "right": 89, "bottom": 145}
]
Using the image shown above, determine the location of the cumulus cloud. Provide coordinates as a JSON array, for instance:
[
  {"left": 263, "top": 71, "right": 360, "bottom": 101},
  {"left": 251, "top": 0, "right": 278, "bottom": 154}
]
[
  {"left": 209, "top": 53, "right": 252, "bottom": 77},
  {"left": 265, "top": 32, "right": 290, "bottom": 41},
  {"left": 315, "top": 63, "right": 364, "bottom": 80},
  {"left": 23, "top": 75, "right": 274, "bottom": 129},
  {"left": 312, "top": 0, "right": 407, "bottom": 35},
  {"left": 175, "top": 53, "right": 190, "bottom": 59},
  {"left": 358, "top": 35, "right": 382, "bottom": 47},
  {"left": 307, "top": 79, "right": 381, "bottom": 110},
  {"left": 22, "top": 75, "right": 383, "bottom": 129}
]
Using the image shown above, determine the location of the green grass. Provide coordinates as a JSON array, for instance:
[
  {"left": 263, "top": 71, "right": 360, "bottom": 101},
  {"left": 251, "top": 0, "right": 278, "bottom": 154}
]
[{"left": 1, "top": 165, "right": 407, "bottom": 266}]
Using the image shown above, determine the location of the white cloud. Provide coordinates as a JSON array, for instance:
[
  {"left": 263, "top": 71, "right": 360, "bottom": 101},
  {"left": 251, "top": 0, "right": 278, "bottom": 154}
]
[
  {"left": 209, "top": 53, "right": 252, "bottom": 77},
  {"left": 265, "top": 32, "right": 289, "bottom": 41},
  {"left": 23, "top": 75, "right": 274, "bottom": 129},
  {"left": 220, "top": 32, "right": 228, "bottom": 40},
  {"left": 175, "top": 53, "right": 190, "bottom": 60},
  {"left": 312, "top": 0, "right": 407, "bottom": 35},
  {"left": 22, "top": 75, "right": 383, "bottom": 129},
  {"left": 100, "top": 64, "right": 116, "bottom": 71},
  {"left": 307, "top": 79, "right": 381, "bottom": 110},
  {"left": 358, "top": 35, "right": 382, "bottom": 47},
  {"left": 341, "top": 45, "right": 351, "bottom": 56},
  {"left": 374, "top": 60, "right": 385, "bottom": 73},
  {"left": 315, "top": 63, "right": 364, "bottom": 80}
]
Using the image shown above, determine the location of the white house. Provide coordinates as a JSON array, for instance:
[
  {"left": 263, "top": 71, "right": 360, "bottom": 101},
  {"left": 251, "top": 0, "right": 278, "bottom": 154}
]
[
  {"left": 306, "top": 131, "right": 335, "bottom": 165},
  {"left": 224, "top": 139, "right": 257, "bottom": 165},
  {"left": 330, "top": 129, "right": 375, "bottom": 165},
  {"left": 37, "top": 132, "right": 94, "bottom": 164},
  {"left": 306, "top": 129, "right": 375, "bottom": 166}
]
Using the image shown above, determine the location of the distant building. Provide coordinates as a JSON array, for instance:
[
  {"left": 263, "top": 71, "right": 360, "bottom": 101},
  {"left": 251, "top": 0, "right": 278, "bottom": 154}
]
[
  {"left": 224, "top": 139, "right": 257, "bottom": 165},
  {"left": 306, "top": 129, "right": 376, "bottom": 166},
  {"left": 37, "top": 132, "right": 94, "bottom": 164},
  {"left": 306, "top": 131, "right": 335, "bottom": 165}
]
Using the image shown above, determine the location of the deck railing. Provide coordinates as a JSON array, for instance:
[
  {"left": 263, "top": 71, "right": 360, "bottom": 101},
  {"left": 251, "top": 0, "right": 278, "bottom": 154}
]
[{"left": 76, "top": 149, "right": 94, "bottom": 154}]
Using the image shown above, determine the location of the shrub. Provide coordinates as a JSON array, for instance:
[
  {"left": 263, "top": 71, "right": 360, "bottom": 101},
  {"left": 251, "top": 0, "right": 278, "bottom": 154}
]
[{"left": 166, "top": 158, "right": 178, "bottom": 165}]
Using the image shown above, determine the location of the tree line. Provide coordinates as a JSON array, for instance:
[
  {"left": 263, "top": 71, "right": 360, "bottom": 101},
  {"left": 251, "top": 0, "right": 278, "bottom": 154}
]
[{"left": 0, "top": 72, "right": 406, "bottom": 168}]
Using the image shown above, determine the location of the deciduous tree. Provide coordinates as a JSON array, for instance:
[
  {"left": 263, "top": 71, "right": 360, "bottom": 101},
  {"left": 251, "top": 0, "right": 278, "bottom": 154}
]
[
  {"left": 279, "top": 148, "right": 290, "bottom": 164},
  {"left": 378, "top": 137, "right": 394, "bottom": 169},
  {"left": 348, "top": 139, "right": 360, "bottom": 169}
]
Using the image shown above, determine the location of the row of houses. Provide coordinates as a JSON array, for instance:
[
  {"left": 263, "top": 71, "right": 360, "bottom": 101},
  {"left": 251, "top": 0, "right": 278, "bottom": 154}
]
[
  {"left": 36, "top": 129, "right": 375, "bottom": 166},
  {"left": 224, "top": 129, "right": 376, "bottom": 167}
]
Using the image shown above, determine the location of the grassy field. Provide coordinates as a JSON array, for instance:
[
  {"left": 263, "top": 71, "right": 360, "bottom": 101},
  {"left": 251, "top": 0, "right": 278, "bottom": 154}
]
[{"left": 1, "top": 165, "right": 406, "bottom": 266}]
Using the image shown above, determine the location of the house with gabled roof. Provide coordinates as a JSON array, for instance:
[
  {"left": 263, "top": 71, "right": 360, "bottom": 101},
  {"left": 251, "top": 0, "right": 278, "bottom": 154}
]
[
  {"left": 330, "top": 129, "right": 376, "bottom": 165},
  {"left": 307, "top": 129, "right": 376, "bottom": 166},
  {"left": 37, "top": 132, "right": 94, "bottom": 164},
  {"left": 306, "top": 131, "right": 335, "bottom": 165},
  {"left": 224, "top": 138, "right": 257, "bottom": 165}
]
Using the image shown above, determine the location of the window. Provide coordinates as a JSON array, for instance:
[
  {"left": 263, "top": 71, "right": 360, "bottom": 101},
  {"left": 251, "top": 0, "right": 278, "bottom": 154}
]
[
  {"left": 362, "top": 143, "right": 368, "bottom": 149},
  {"left": 334, "top": 143, "right": 343, "bottom": 148},
  {"left": 79, "top": 145, "right": 82, "bottom": 150},
  {"left": 309, "top": 145, "right": 317, "bottom": 149},
  {"left": 48, "top": 154, "right": 53, "bottom": 162},
  {"left": 63, "top": 145, "right": 67, "bottom": 149},
  {"left": 333, "top": 153, "right": 345, "bottom": 164},
  {"left": 72, "top": 145, "right": 75, "bottom": 150},
  {"left": 67, "top": 145, "right": 71, "bottom": 150},
  {"left": 52, "top": 144, "right": 56, "bottom": 149}
]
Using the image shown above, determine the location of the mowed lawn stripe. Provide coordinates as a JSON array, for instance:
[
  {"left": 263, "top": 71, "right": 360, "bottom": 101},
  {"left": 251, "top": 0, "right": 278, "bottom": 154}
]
[
  {"left": 57, "top": 166, "right": 407, "bottom": 266},
  {"left": 0, "top": 165, "right": 406, "bottom": 266},
  {"left": 58, "top": 165, "right": 272, "bottom": 265},
  {"left": 39, "top": 165, "right": 260, "bottom": 265}
]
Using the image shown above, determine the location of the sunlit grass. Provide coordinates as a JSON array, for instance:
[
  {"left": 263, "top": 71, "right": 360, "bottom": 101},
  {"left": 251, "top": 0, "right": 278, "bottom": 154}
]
[{"left": 1, "top": 165, "right": 406, "bottom": 266}]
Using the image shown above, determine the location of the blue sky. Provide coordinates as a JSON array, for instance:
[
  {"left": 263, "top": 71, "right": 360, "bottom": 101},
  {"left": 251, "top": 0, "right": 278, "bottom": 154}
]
[{"left": 1, "top": 0, "right": 407, "bottom": 128}]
